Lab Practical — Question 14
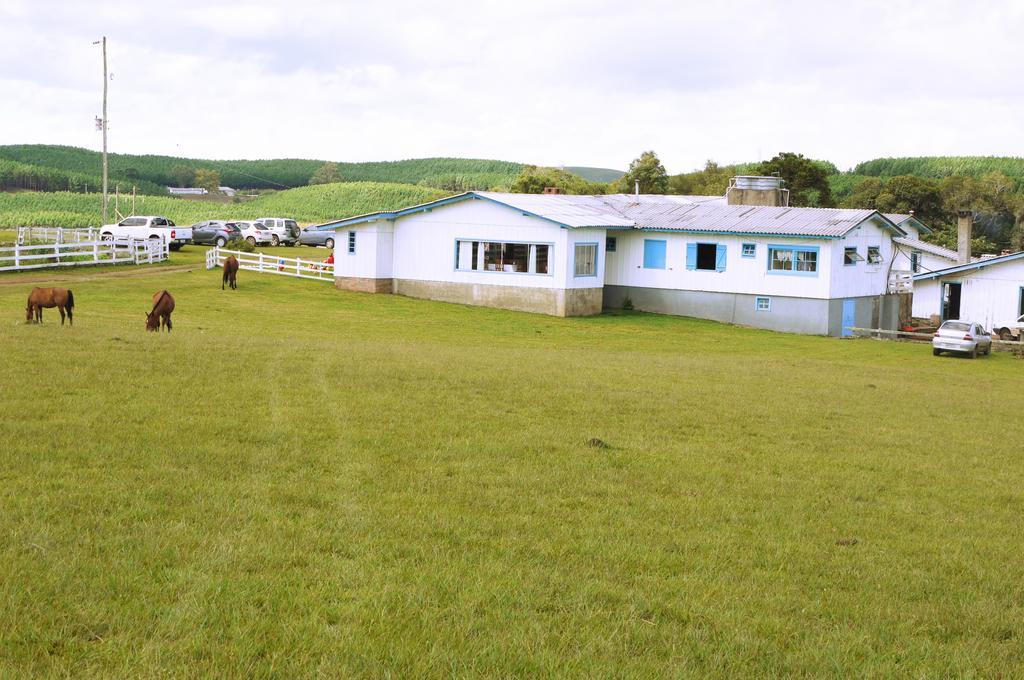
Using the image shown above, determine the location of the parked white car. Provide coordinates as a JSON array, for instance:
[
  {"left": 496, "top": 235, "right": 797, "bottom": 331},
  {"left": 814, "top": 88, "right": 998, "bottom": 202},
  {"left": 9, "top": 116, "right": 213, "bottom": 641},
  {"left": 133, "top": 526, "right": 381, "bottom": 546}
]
[
  {"left": 257, "top": 217, "right": 300, "bottom": 246},
  {"left": 932, "top": 320, "right": 992, "bottom": 358},
  {"left": 994, "top": 314, "right": 1024, "bottom": 341},
  {"left": 228, "top": 221, "right": 274, "bottom": 246},
  {"left": 100, "top": 215, "right": 192, "bottom": 251}
]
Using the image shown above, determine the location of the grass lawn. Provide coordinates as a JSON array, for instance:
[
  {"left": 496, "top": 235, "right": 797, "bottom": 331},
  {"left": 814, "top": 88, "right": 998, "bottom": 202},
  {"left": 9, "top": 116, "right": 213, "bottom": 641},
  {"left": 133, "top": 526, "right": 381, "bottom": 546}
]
[{"left": 1, "top": 251, "right": 1023, "bottom": 676}]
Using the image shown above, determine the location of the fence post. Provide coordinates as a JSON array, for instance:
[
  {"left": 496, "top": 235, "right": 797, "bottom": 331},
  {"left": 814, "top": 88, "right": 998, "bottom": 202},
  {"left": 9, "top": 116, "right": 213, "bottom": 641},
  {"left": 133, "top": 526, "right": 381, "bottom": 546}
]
[
  {"left": 259, "top": 252, "right": 264, "bottom": 273},
  {"left": 13, "top": 243, "right": 20, "bottom": 270},
  {"left": 93, "top": 241, "right": 99, "bottom": 264}
]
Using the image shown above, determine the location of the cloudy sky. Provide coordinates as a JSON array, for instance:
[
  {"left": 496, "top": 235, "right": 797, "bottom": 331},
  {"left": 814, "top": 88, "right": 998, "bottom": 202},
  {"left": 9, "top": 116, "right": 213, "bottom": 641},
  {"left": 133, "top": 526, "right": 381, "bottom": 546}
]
[{"left": 1, "top": 0, "right": 1021, "bottom": 173}]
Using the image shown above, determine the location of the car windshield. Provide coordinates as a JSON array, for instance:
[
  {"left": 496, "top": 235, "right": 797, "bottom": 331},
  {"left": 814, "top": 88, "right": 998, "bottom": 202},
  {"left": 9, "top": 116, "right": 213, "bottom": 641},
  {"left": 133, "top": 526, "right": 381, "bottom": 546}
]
[
  {"left": 119, "top": 217, "right": 148, "bottom": 226},
  {"left": 941, "top": 321, "right": 970, "bottom": 332}
]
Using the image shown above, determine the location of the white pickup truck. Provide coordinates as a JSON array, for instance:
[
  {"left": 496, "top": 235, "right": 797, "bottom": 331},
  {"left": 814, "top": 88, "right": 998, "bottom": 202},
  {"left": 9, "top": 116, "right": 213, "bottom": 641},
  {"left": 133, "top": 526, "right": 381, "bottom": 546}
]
[{"left": 99, "top": 216, "right": 192, "bottom": 250}]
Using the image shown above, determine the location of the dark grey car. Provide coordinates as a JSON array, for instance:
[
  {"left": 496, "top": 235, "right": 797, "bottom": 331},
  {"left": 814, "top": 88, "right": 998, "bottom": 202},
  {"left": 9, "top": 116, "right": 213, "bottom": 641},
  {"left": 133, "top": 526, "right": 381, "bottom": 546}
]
[
  {"left": 298, "top": 226, "right": 335, "bottom": 249},
  {"left": 191, "top": 220, "right": 242, "bottom": 246}
]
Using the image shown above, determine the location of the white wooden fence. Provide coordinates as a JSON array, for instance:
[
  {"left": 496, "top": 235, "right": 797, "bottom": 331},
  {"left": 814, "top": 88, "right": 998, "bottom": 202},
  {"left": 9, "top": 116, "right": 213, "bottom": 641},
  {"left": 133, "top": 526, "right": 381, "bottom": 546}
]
[
  {"left": 0, "top": 238, "right": 169, "bottom": 273},
  {"left": 16, "top": 226, "right": 101, "bottom": 245},
  {"left": 206, "top": 247, "right": 334, "bottom": 282}
]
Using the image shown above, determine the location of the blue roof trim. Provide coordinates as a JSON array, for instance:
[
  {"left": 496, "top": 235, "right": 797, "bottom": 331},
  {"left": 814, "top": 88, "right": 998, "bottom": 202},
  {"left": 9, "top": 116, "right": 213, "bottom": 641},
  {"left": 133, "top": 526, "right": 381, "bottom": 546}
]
[
  {"left": 606, "top": 227, "right": 839, "bottom": 240},
  {"left": 913, "top": 251, "right": 1024, "bottom": 281}
]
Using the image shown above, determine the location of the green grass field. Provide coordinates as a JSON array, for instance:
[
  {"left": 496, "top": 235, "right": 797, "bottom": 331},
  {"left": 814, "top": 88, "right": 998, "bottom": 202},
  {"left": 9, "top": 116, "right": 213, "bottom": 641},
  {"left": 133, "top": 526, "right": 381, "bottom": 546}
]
[{"left": 1, "top": 250, "right": 1023, "bottom": 676}]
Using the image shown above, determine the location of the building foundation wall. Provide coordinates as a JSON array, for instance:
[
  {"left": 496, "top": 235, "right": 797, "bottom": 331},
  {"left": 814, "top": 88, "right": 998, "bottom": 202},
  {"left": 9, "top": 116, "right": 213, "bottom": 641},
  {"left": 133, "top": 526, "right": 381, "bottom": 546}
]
[
  {"left": 393, "top": 279, "right": 602, "bottom": 317},
  {"left": 335, "top": 277, "right": 394, "bottom": 294}
]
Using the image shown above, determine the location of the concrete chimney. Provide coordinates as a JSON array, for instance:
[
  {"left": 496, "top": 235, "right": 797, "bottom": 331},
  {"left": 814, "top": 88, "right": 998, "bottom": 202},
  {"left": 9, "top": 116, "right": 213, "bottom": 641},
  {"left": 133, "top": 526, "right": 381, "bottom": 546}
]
[
  {"left": 542, "top": 186, "right": 563, "bottom": 194},
  {"left": 726, "top": 176, "right": 790, "bottom": 207},
  {"left": 957, "top": 210, "right": 973, "bottom": 264}
]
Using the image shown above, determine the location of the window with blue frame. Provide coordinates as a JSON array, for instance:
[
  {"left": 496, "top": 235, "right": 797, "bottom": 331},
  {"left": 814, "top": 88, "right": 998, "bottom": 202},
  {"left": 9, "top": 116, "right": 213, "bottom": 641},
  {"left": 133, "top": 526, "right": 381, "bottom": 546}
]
[
  {"left": 755, "top": 296, "right": 771, "bottom": 311},
  {"left": 768, "top": 245, "right": 818, "bottom": 275},
  {"left": 643, "top": 239, "right": 666, "bottom": 269},
  {"left": 347, "top": 231, "right": 356, "bottom": 254},
  {"left": 606, "top": 236, "right": 617, "bottom": 252},
  {"left": 574, "top": 243, "right": 597, "bottom": 277},
  {"left": 910, "top": 251, "right": 920, "bottom": 273},
  {"left": 742, "top": 243, "right": 756, "bottom": 258},
  {"left": 686, "top": 243, "right": 727, "bottom": 272}
]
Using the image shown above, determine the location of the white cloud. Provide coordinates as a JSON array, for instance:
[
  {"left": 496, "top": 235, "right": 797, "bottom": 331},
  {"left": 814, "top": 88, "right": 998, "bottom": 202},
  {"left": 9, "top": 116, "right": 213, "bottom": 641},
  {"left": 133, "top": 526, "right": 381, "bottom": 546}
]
[{"left": 0, "top": 0, "right": 1021, "bottom": 172}]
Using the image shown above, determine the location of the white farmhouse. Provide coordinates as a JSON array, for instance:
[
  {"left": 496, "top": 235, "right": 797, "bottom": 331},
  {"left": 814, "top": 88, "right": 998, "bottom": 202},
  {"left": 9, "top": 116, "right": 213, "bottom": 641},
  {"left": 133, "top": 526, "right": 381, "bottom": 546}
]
[
  {"left": 885, "top": 213, "right": 965, "bottom": 275},
  {"left": 319, "top": 178, "right": 911, "bottom": 336}
]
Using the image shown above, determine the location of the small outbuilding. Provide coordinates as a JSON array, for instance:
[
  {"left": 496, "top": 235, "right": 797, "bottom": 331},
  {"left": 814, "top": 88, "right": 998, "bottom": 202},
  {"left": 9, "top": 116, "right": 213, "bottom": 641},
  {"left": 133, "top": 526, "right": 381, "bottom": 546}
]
[{"left": 912, "top": 252, "right": 1024, "bottom": 332}]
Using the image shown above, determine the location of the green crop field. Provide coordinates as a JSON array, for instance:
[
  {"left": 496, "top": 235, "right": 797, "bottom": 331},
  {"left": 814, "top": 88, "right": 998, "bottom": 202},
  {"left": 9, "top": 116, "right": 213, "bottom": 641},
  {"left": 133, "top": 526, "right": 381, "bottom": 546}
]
[
  {"left": 0, "top": 182, "right": 450, "bottom": 228},
  {"left": 0, "top": 250, "right": 1022, "bottom": 676},
  {"left": 0, "top": 145, "right": 525, "bottom": 193}
]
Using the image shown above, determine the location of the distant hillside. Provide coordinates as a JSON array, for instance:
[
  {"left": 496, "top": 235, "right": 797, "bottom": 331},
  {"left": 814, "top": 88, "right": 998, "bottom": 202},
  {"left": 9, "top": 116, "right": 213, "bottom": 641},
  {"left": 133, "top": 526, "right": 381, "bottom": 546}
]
[
  {"left": 564, "top": 166, "right": 624, "bottom": 183},
  {"left": 0, "top": 182, "right": 450, "bottom": 229},
  {"left": 854, "top": 156, "right": 1024, "bottom": 183},
  {"left": 0, "top": 157, "right": 166, "bottom": 195},
  {"left": 0, "top": 145, "right": 526, "bottom": 193}
]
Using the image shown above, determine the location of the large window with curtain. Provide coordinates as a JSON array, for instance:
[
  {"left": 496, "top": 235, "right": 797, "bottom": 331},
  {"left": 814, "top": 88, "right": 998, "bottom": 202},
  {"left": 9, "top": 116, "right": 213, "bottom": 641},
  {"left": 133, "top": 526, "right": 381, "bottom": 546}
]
[{"left": 455, "top": 240, "right": 552, "bottom": 274}]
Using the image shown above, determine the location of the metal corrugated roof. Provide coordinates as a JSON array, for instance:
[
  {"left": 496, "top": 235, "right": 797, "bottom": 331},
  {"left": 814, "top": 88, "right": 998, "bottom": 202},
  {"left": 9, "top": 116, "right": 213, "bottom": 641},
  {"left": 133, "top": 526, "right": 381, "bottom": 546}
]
[
  {"left": 473, "top": 192, "right": 634, "bottom": 228},
  {"left": 318, "top": 191, "right": 895, "bottom": 238},
  {"left": 893, "top": 236, "right": 961, "bottom": 261},
  {"left": 913, "top": 250, "right": 1024, "bottom": 281}
]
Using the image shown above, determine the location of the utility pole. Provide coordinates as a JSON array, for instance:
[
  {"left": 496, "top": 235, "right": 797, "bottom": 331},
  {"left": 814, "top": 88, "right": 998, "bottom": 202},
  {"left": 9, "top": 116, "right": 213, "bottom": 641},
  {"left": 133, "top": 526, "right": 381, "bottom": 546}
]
[{"left": 95, "top": 36, "right": 109, "bottom": 224}]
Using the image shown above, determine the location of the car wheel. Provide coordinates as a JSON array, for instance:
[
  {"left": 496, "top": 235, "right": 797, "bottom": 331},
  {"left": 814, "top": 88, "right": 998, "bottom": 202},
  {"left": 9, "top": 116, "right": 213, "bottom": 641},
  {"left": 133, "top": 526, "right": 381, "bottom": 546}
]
[
  {"left": 969, "top": 346, "right": 978, "bottom": 359},
  {"left": 272, "top": 235, "right": 280, "bottom": 246},
  {"left": 325, "top": 238, "right": 335, "bottom": 249},
  {"left": 247, "top": 236, "right": 256, "bottom": 246},
  {"left": 933, "top": 348, "right": 941, "bottom": 356},
  {"left": 215, "top": 236, "right": 227, "bottom": 247}
]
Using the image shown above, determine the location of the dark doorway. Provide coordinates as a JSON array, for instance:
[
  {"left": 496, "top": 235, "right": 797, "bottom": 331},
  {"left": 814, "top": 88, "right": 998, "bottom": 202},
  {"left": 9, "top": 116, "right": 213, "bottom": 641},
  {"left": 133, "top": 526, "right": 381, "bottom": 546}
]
[
  {"left": 942, "top": 282, "right": 962, "bottom": 320},
  {"left": 1019, "top": 287, "right": 1024, "bottom": 317}
]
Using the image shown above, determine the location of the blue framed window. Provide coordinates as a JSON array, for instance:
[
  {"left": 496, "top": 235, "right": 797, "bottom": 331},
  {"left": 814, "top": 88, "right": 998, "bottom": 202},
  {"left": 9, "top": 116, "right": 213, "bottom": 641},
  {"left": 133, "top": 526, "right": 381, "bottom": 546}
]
[
  {"left": 755, "top": 296, "right": 771, "bottom": 312},
  {"left": 347, "top": 231, "right": 356, "bottom": 254},
  {"left": 844, "top": 247, "right": 862, "bottom": 266},
  {"left": 574, "top": 243, "right": 598, "bottom": 277},
  {"left": 910, "top": 251, "right": 920, "bottom": 273},
  {"left": 643, "top": 239, "right": 666, "bottom": 269},
  {"left": 767, "top": 245, "right": 819, "bottom": 276},
  {"left": 742, "top": 243, "right": 756, "bottom": 258},
  {"left": 606, "top": 236, "right": 617, "bottom": 252},
  {"left": 454, "top": 239, "right": 552, "bottom": 274},
  {"left": 686, "top": 243, "right": 727, "bottom": 272}
]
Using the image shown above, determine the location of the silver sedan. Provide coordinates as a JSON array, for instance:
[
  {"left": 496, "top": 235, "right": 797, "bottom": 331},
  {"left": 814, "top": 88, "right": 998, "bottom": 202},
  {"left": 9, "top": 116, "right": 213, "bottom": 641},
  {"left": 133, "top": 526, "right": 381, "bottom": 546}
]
[
  {"left": 298, "top": 227, "right": 335, "bottom": 249},
  {"left": 932, "top": 320, "right": 992, "bottom": 358}
]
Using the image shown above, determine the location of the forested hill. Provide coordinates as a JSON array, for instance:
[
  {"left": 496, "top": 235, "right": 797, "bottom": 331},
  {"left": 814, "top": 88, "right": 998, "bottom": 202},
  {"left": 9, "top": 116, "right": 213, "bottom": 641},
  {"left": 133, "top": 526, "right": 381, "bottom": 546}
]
[
  {"left": 0, "top": 145, "right": 525, "bottom": 193},
  {"left": 854, "top": 156, "right": 1024, "bottom": 182}
]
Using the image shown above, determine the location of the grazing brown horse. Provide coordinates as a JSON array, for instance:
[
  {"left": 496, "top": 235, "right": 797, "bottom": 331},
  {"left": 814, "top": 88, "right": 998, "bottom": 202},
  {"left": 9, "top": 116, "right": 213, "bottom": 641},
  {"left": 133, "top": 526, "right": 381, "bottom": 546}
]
[
  {"left": 145, "top": 290, "right": 175, "bottom": 332},
  {"left": 222, "top": 255, "right": 239, "bottom": 290},
  {"left": 26, "top": 287, "right": 74, "bottom": 325}
]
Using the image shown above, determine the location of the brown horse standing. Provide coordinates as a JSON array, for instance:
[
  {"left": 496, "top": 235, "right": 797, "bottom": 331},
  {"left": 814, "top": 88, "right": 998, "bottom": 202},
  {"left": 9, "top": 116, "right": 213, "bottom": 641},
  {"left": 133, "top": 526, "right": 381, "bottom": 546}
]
[
  {"left": 145, "top": 290, "right": 175, "bottom": 332},
  {"left": 222, "top": 255, "right": 239, "bottom": 290},
  {"left": 26, "top": 287, "right": 74, "bottom": 325}
]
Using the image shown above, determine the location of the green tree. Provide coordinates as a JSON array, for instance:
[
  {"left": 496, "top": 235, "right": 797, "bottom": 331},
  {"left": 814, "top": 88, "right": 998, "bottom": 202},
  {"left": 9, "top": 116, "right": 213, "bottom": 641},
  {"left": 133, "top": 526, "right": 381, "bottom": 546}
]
[
  {"left": 511, "top": 166, "right": 607, "bottom": 195},
  {"left": 668, "top": 160, "right": 736, "bottom": 196},
  {"left": 169, "top": 164, "right": 195, "bottom": 188},
  {"left": 617, "top": 151, "right": 668, "bottom": 194},
  {"left": 193, "top": 168, "right": 221, "bottom": 194},
  {"left": 309, "top": 161, "right": 342, "bottom": 185},
  {"left": 757, "top": 152, "right": 834, "bottom": 207}
]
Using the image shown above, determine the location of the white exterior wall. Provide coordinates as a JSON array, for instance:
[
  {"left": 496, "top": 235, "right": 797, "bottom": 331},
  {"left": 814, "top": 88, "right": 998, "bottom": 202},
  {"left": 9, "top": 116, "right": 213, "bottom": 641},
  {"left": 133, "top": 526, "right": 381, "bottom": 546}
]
[
  {"left": 891, "top": 247, "right": 956, "bottom": 276},
  {"left": 912, "top": 259, "right": 1024, "bottom": 329},
  {"left": 333, "top": 222, "right": 393, "bottom": 280},
  {"left": 388, "top": 198, "right": 573, "bottom": 289},
  {"left": 605, "top": 232, "right": 833, "bottom": 298},
  {"left": 829, "top": 219, "right": 895, "bottom": 299}
]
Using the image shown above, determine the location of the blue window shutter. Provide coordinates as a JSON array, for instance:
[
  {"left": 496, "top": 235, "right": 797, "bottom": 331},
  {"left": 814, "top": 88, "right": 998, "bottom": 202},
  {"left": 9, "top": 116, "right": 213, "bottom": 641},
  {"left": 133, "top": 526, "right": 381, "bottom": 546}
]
[
  {"left": 715, "top": 244, "right": 727, "bottom": 272},
  {"left": 685, "top": 243, "right": 696, "bottom": 270},
  {"left": 644, "top": 240, "right": 666, "bottom": 269}
]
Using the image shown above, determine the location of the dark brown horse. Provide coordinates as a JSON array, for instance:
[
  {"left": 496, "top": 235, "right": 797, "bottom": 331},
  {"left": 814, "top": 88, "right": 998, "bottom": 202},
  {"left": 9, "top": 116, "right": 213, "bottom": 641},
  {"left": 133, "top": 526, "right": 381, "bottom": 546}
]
[
  {"left": 145, "top": 290, "right": 175, "bottom": 332},
  {"left": 26, "top": 287, "right": 74, "bottom": 325},
  {"left": 222, "top": 255, "right": 239, "bottom": 290}
]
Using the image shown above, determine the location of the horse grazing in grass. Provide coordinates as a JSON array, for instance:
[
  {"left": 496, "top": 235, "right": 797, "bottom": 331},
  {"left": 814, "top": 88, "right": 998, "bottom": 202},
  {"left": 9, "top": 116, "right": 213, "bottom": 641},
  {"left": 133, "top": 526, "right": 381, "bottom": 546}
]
[
  {"left": 146, "top": 290, "right": 175, "bottom": 332},
  {"left": 26, "top": 287, "right": 74, "bottom": 325},
  {"left": 222, "top": 255, "right": 239, "bottom": 290}
]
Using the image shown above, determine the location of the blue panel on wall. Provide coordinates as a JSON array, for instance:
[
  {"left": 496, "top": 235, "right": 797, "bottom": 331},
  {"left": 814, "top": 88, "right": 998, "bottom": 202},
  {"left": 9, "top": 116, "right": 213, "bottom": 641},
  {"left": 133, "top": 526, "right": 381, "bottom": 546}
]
[{"left": 644, "top": 240, "right": 667, "bottom": 269}]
